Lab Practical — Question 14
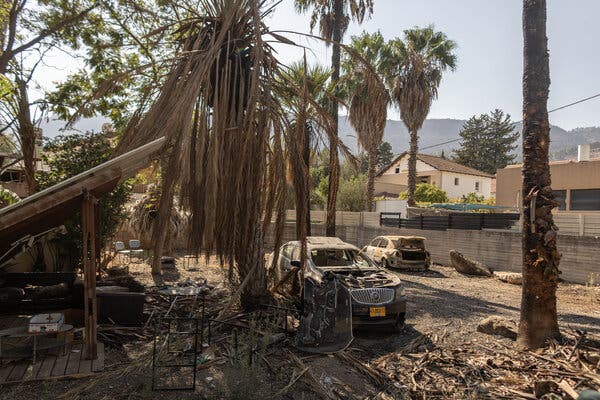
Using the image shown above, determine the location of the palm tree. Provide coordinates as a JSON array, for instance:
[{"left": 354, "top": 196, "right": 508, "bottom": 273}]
[
  {"left": 276, "top": 61, "right": 331, "bottom": 238},
  {"left": 294, "top": 0, "right": 374, "bottom": 236},
  {"left": 341, "top": 31, "right": 389, "bottom": 211},
  {"left": 387, "top": 26, "right": 457, "bottom": 207},
  {"left": 518, "top": 0, "right": 560, "bottom": 349}
]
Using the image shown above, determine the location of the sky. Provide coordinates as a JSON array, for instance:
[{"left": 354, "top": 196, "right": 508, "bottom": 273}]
[{"left": 36, "top": 0, "right": 600, "bottom": 133}]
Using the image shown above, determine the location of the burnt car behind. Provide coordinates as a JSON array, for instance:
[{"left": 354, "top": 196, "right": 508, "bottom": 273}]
[
  {"left": 275, "top": 237, "right": 407, "bottom": 331},
  {"left": 363, "top": 235, "right": 430, "bottom": 271}
]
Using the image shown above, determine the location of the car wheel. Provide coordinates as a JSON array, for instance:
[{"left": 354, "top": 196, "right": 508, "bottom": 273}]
[
  {"left": 393, "top": 313, "right": 406, "bottom": 333},
  {"left": 382, "top": 258, "right": 390, "bottom": 268}
]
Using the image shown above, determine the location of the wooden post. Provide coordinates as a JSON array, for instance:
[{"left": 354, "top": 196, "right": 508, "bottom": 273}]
[{"left": 82, "top": 190, "right": 98, "bottom": 359}]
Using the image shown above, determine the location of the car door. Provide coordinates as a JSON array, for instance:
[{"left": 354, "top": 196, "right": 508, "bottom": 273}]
[
  {"left": 278, "top": 243, "right": 293, "bottom": 272},
  {"left": 376, "top": 238, "right": 389, "bottom": 262},
  {"left": 365, "top": 238, "right": 381, "bottom": 260}
]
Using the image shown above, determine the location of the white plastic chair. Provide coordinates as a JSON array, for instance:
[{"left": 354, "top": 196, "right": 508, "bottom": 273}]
[
  {"left": 114, "top": 241, "right": 130, "bottom": 264},
  {"left": 129, "top": 239, "right": 144, "bottom": 263}
]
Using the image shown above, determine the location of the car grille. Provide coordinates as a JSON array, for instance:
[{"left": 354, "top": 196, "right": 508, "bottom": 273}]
[{"left": 350, "top": 288, "right": 394, "bottom": 305}]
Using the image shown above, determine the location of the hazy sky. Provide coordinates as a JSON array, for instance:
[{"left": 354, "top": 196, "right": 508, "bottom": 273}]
[{"left": 38, "top": 0, "right": 600, "bottom": 131}]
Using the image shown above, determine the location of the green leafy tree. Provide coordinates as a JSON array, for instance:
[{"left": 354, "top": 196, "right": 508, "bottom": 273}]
[
  {"left": 341, "top": 30, "right": 389, "bottom": 212},
  {"left": 386, "top": 26, "right": 457, "bottom": 207},
  {"left": 294, "top": 0, "right": 374, "bottom": 236},
  {"left": 0, "top": 184, "right": 20, "bottom": 208},
  {"left": 376, "top": 141, "right": 394, "bottom": 170},
  {"left": 399, "top": 183, "right": 448, "bottom": 203},
  {"left": 36, "top": 133, "right": 132, "bottom": 265},
  {"left": 336, "top": 174, "right": 367, "bottom": 211},
  {"left": 453, "top": 109, "right": 519, "bottom": 175},
  {"left": 0, "top": 0, "right": 96, "bottom": 75}
]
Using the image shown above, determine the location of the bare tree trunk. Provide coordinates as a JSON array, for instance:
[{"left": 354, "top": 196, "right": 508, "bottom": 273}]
[
  {"left": 16, "top": 78, "right": 36, "bottom": 195},
  {"left": 326, "top": 0, "right": 343, "bottom": 237},
  {"left": 407, "top": 130, "right": 418, "bottom": 207},
  {"left": 238, "top": 222, "right": 270, "bottom": 309},
  {"left": 365, "top": 150, "right": 376, "bottom": 211},
  {"left": 518, "top": 0, "right": 560, "bottom": 349}
]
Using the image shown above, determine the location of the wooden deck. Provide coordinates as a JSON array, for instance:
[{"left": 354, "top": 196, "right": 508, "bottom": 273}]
[{"left": 0, "top": 341, "right": 104, "bottom": 385}]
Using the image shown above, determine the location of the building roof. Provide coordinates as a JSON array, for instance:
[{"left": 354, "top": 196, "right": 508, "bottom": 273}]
[
  {"left": 377, "top": 152, "right": 495, "bottom": 178},
  {"left": 501, "top": 157, "right": 600, "bottom": 169}
]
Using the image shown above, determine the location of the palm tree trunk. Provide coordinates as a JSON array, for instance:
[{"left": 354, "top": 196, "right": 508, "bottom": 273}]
[
  {"left": 365, "top": 150, "right": 377, "bottom": 211},
  {"left": 518, "top": 0, "right": 560, "bottom": 349},
  {"left": 407, "top": 130, "right": 418, "bottom": 207},
  {"left": 304, "top": 122, "right": 311, "bottom": 236},
  {"left": 326, "top": 0, "right": 343, "bottom": 237},
  {"left": 16, "top": 78, "right": 36, "bottom": 195}
]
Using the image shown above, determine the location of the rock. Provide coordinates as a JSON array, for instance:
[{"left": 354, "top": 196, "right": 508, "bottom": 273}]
[
  {"left": 476, "top": 316, "right": 517, "bottom": 340},
  {"left": 493, "top": 271, "right": 523, "bottom": 285},
  {"left": 449, "top": 250, "right": 492, "bottom": 277}
]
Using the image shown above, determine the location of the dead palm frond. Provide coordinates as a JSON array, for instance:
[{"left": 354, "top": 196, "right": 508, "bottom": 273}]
[{"left": 115, "top": 0, "right": 290, "bottom": 308}]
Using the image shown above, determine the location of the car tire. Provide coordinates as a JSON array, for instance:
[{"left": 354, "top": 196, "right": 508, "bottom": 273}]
[
  {"left": 382, "top": 258, "right": 390, "bottom": 269},
  {"left": 393, "top": 313, "right": 406, "bottom": 333}
]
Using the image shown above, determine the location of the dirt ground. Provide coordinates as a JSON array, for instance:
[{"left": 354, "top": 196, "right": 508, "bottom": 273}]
[{"left": 1, "top": 257, "right": 599, "bottom": 400}]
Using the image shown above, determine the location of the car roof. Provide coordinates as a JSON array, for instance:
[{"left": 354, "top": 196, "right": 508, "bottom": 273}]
[
  {"left": 286, "top": 236, "right": 360, "bottom": 251},
  {"left": 378, "top": 235, "right": 426, "bottom": 241}
]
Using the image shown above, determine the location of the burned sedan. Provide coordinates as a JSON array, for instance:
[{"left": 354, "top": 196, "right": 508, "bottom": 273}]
[
  {"left": 275, "top": 237, "right": 407, "bottom": 332},
  {"left": 363, "top": 235, "right": 430, "bottom": 271}
]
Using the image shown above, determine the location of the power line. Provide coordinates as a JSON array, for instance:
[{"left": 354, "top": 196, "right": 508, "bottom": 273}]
[{"left": 417, "top": 92, "right": 600, "bottom": 151}]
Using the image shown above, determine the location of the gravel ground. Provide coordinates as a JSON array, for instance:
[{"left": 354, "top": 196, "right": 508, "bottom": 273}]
[{"left": 1, "top": 259, "right": 598, "bottom": 400}]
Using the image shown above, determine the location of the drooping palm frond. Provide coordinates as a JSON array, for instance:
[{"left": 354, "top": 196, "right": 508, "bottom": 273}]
[
  {"left": 115, "top": 0, "right": 291, "bottom": 307},
  {"left": 342, "top": 31, "right": 388, "bottom": 211}
]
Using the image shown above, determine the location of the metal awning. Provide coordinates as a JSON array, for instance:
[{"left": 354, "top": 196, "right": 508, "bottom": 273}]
[{"left": 0, "top": 137, "right": 165, "bottom": 253}]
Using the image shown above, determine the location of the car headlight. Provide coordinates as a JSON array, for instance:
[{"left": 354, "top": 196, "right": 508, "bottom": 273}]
[{"left": 395, "top": 285, "right": 404, "bottom": 298}]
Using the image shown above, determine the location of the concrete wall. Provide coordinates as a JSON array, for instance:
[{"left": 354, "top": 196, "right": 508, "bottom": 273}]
[{"left": 265, "top": 223, "right": 600, "bottom": 285}]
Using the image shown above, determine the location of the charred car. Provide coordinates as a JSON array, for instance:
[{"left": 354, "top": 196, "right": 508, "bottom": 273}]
[
  {"left": 363, "top": 235, "right": 430, "bottom": 271},
  {"left": 275, "top": 237, "right": 407, "bottom": 332}
]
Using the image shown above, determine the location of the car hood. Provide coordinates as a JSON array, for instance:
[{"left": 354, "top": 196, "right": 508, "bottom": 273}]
[{"left": 325, "top": 269, "right": 401, "bottom": 289}]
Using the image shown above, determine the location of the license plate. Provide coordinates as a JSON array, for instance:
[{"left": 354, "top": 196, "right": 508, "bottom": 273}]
[{"left": 369, "top": 307, "right": 386, "bottom": 317}]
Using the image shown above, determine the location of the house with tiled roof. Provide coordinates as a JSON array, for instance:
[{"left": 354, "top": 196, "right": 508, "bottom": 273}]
[{"left": 375, "top": 152, "right": 495, "bottom": 199}]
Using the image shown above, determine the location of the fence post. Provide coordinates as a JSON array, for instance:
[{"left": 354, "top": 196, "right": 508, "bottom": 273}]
[
  {"left": 448, "top": 214, "right": 453, "bottom": 229},
  {"left": 379, "top": 213, "right": 383, "bottom": 227},
  {"left": 579, "top": 214, "right": 585, "bottom": 236},
  {"left": 420, "top": 214, "right": 424, "bottom": 230},
  {"left": 479, "top": 214, "right": 484, "bottom": 230},
  {"left": 398, "top": 213, "right": 402, "bottom": 229}
]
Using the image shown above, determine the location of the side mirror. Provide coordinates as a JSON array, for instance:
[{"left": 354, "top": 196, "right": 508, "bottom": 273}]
[{"left": 290, "top": 260, "right": 301, "bottom": 268}]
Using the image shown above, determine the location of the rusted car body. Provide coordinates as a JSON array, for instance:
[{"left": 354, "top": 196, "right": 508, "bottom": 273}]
[
  {"left": 275, "top": 237, "right": 407, "bottom": 332},
  {"left": 363, "top": 235, "right": 430, "bottom": 271}
]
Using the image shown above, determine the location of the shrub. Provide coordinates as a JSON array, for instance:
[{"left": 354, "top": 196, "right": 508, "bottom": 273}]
[{"left": 399, "top": 183, "right": 449, "bottom": 203}]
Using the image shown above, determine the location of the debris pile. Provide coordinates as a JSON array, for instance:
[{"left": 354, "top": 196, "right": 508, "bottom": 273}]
[{"left": 365, "top": 330, "right": 600, "bottom": 400}]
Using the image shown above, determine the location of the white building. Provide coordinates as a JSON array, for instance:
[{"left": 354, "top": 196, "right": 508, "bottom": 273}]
[{"left": 375, "top": 152, "right": 495, "bottom": 199}]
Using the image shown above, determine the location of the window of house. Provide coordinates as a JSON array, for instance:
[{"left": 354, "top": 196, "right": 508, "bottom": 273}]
[
  {"left": 553, "top": 190, "right": 567, "bottom": 211},
  {"left": 475, "top": 181, "right": 480, "bottom": 191},
  {"left": 454, "top": 177, "right": 459, "bottom": 186},
  {"left": 394, "top": 167, "right": 400, "bottom": 174},
  {"left": 570, "top": 189, "right": 600, "bottom": 211}
]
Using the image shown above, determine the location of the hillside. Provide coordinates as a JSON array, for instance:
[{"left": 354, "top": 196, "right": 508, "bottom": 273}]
[{"left": 340, "top": 116, "right": 600, "bottom": 161}]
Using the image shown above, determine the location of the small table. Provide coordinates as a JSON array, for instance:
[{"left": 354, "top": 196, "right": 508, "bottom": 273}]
[{"left": 0, "top": 324, "right": 74, "bottom": 364}]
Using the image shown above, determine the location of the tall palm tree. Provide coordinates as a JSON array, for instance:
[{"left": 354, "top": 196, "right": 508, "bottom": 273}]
[
  {"left": 295, "top": 0, "right": 374, "bottom": 236},
  {"left": 518, "top": 0, "right": 560, "bottom": 349},
  {"left": 387, "top": 26, "right": 457, "bottom": 207},
  {"left": 341, "top": 31, "right": 389, "bottom": 211},
  {"left": 276, "top": 61, "right": 331, "bottom": 238}
]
